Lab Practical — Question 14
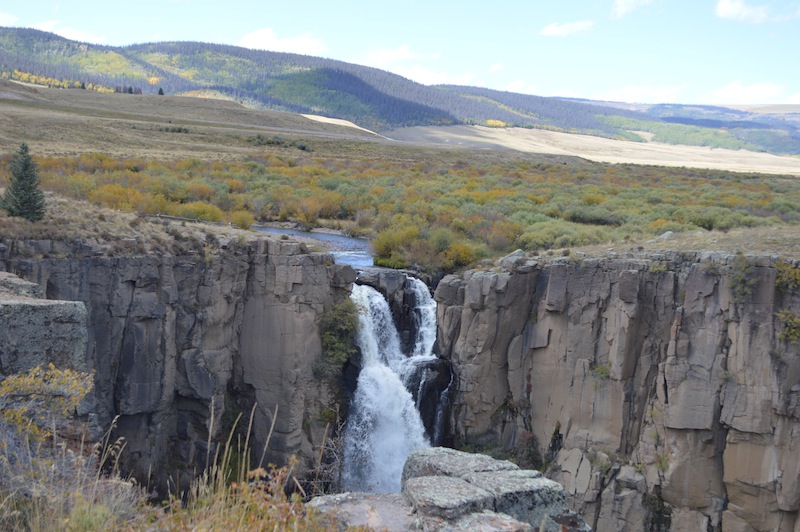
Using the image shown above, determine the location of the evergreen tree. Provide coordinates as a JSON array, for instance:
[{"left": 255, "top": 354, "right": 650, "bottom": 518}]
[
  {"left": 1, "top": 143, "right": 46, "bottom": 222},
  {"left": 158, "top": 87, "right": 164, "bottom": 95}
]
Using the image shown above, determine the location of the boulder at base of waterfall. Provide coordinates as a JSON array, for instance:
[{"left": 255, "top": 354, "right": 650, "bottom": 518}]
[{"left": 308, "top": 447, "right": 590, "bottom": 531}]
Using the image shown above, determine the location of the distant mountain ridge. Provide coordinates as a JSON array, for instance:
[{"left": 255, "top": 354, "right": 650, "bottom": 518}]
[{"left": 1, "top": 26, "right": 799, "bottom": 154}]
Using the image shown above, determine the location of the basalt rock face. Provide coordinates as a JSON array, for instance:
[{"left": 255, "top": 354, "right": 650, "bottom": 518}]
[
  {"left": 435, "top": 251, "right": 800, "bottom": 531},
  {"left": 0, "top": 236, "right": 355, "bottom": 490}
]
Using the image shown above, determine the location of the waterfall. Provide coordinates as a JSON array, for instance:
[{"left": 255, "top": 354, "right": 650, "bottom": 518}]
[
  {"left": 408, "top": 277, "right": 437, "bottom": 360},
  {"left": 341, "top": 281, "right": 438, "bottom": 493}
]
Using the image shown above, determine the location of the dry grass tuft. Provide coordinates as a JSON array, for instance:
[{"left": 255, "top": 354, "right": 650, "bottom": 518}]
[
  {"left": 0, "top": 191, "right": 258, "bottom": 258},
  {"left": 0, "top": 367, "right": 334, "bottom": 531},
  {"left": 574, "top": 225, "right": 800, "bottom": 260}
]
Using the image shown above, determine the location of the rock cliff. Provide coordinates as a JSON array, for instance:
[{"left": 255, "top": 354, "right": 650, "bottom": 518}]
[
  {"left": 5, "top": 225, "right": 800, "bottom": 531},
  {"left": 0, "top": 234, "right": 355, "bottom": 490},
  {"left": 435, "top": 251, "right": 800, "bottom": 531}
]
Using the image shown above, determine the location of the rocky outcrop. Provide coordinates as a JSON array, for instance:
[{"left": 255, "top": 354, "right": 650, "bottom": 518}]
[
  {"left": 309, "top": 447, "right": 589, "bottom": 531},
  {"left": 1, "top": 235, "right": 355, "bottom": 490},
  {"left": 0, "top": 271, "right": 88, "bottom": 374},
  {"left": 435, "top": 251, "right": 800, "bottom": 531}
]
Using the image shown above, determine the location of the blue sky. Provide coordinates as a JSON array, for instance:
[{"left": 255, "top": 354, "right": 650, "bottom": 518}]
[{"left": 1, "top": 0, "right": 798, "bottom": 105}]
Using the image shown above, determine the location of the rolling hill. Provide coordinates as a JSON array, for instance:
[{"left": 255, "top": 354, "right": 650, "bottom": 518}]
[{"left": 1, "top": 26, "right": 799, "bottom": 155}]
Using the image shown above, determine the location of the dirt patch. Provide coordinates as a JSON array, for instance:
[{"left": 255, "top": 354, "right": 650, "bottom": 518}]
[
  {"left": 302, "top": 114, "right": 383, "bottom": 137},
  {"left": 570, "top": 226, "right": 800, "bottom": 260},
  {"left": 386, "top": 125, "right": 800, "bottom": 176}
]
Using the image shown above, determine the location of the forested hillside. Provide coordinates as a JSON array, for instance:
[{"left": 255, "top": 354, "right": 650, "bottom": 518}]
[{"left": 2, "top": 27, "right": 799, "bottom": 153}]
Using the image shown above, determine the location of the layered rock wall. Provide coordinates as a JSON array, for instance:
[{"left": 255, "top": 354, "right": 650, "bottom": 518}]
[
  {"left": 435, "top": 251, "right": 800, "bottom": 531},
  {"left": 0, "top": 236, "right": 355, "bottom": 489}
]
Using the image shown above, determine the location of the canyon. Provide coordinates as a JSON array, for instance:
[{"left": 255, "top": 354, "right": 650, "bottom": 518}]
[
  {"left": 2, "top": 232, "right": 800, "bottom": 531},
  {"left": 0, "top": 233, "right": 355, "bottom": 491}
]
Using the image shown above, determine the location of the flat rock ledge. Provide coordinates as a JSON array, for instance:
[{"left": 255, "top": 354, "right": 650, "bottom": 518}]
[
  {"left": 308, "top": 447, "right": 590, "bottom": 531},
  {"left": 0, "top": 271, "right": 88, "bottom": 374}
]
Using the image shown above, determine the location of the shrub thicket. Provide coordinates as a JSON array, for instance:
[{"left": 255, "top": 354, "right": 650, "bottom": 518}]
[{"left": 5, "top": 151, "right": 800, "bottom": 273}]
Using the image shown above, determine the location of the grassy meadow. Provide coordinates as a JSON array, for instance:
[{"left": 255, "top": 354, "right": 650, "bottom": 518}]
[{"left": 3, "top": 148, "right": 799, "bottom": 272}]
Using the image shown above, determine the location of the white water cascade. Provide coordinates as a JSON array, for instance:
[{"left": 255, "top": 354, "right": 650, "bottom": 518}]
[{"left": 341, "top": 280, "right": 437, "bottom": 493}]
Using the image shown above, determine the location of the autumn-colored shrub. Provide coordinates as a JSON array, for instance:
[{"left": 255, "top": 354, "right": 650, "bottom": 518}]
[
  {"left": 230, "top": 209, "right": 254, "bottom": 230},
  {"left": 226, "top": 178, "right": 245, "bottom": 193},
  {"left": 174, "top": 201, "right": 224, "bottom": 222},
  {"left": 88, "top": 183, "right": 145, "bottom": 210},
  {"left": 372, "top": 224, "right": 421, "bottom": 262},
  {"left": 186, "top": 182, "right": 214, "bottom": 201},
  {"left": 444, "top": 240, "right": 479, "bottom": 269}
]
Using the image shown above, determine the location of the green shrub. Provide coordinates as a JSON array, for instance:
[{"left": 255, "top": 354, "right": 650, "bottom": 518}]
[
  {"left": 776, "top": 309, "right": 800, "bottom": 343},
  {"left": 315, "top": 298, "right": 359, "bottom": 380},
  {"left": 562, "top": 206, "right": 622, "bottom": 226},
  {"left": 731, "top": 251, "right": 756, "bottom": 303},
  {"left": 655, "top": 452, "right": 670, "bottom": 473},
  {"left": 592, "top": 362, "right": 611, "bottom": 381},
  {"left": 374, "top": 256, "right": 408, "bottom": 269},
  {"left": 775, "top": 260, "right": 800, "bottom": 295},
  {"left": 649, "top": 262, "right": 667, "bottom": 272}
]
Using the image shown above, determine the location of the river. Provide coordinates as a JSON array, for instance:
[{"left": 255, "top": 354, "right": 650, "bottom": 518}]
[{"left": 254, "top": 226, "right": 374, "bottom": 268}]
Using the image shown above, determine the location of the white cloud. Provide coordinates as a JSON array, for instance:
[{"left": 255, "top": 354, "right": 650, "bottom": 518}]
[
  {"left": 710, "top": 80, "right": 785, "bottom": 104},
  {"left": 597, "top": 84, "right": 688, "bottom": 103},
  {"left": 554, "top": 89, "right": 584, "bottom": 99},
  {"left": 0, "top": 12, "right": 19, "bottom": 26},
  {"left": 612, "top": 0, "right": 655, "bottom": 18},
  {"left": 394, "top": 64, "right": 474, "bottom": 86},
  {"left": 356, "top": 45, "right": 471, "bottom": 86},
  {"left": 361, "top": 44, "right": 439, "bottom": 70},
  {"left": 31, "top": 20, "right": 107, "bottom": 43},
  {"left": 489, "top": 62, "right": 504, "bottom": 73},
  {"left": 505, "top": 80, "right": 538, "bottom": 95},
  {"left": 238, "top": 28, "right": 327, "bottom": 55},
  {"left": 539, "top": 20, "right": 594, "bottom": 37},
  {"left": 715, "top": 0, "right": 769, "bottom": 22},
  {"left": 31, "top": 20, "right": 58, "bottom": 32},
  {"left": 786, "top": 92, "right": 800, "bottom": 104}
]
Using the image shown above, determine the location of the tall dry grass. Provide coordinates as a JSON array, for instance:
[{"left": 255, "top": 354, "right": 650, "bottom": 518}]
[{"left": 0, "top": 367, "right": 335, "bottom": 531}]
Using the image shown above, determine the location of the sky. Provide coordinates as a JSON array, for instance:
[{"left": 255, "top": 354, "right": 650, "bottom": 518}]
[{"left": 1, "top": 0, "right": 799, "bottom": 105}]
